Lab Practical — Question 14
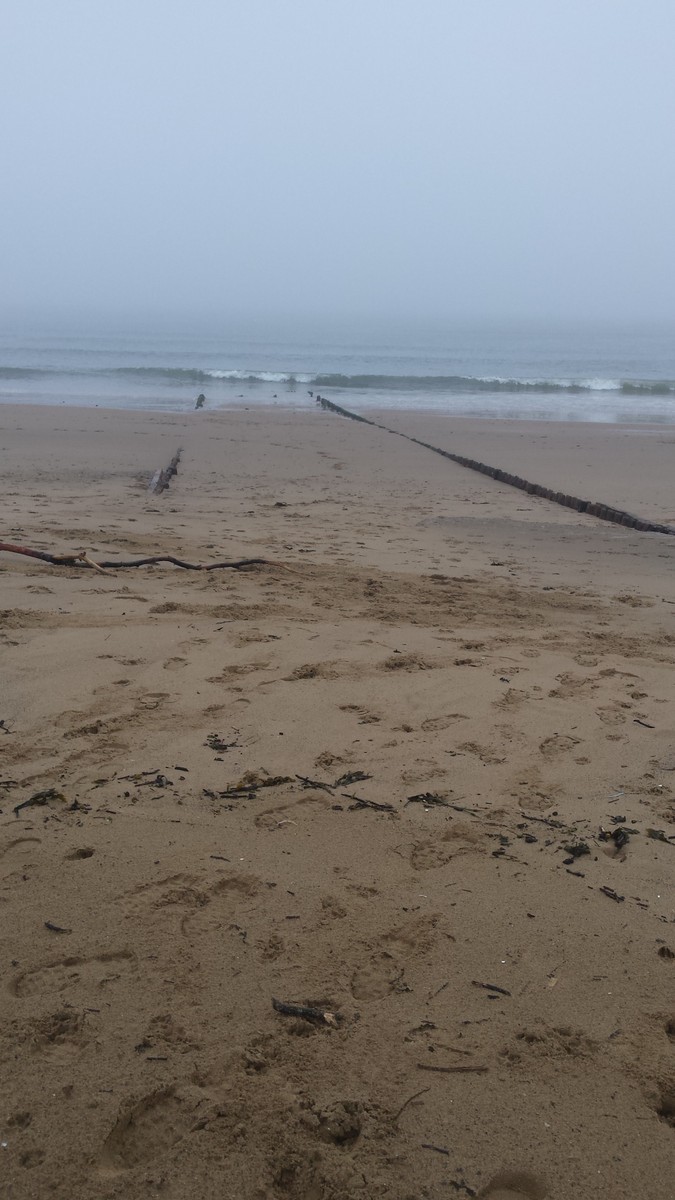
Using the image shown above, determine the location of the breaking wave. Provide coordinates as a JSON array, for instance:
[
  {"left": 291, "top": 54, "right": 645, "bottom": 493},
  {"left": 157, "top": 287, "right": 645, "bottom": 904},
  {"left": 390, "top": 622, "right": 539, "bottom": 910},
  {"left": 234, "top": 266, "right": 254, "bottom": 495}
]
[
  {"left": 1, "top": 365, "right": 675, "bottom": 396},
  {"left": 312, "top": 374, "right": 675, "bottom": 396}
]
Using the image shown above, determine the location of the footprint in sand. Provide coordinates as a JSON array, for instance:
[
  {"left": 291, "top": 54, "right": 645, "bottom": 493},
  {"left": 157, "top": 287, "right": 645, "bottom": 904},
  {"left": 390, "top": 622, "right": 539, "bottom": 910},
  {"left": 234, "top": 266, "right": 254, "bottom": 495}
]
[
  {"left": 382, "top": 912, "right": 453, "bottom": 955},
  {"left": 548, "top": 673, "right": 598, "bottom": 699},
  {"left": 180, "top": 874, "right": 261, "bottom": 938},
  {"left": 255, "top": 794, "right": 333, "bottom": 830},
  {"left": 401, "top": 760, "right": 447, "bottom": 784},
  {"left": 135, "top": 691, "right": 171, "bottom": 712},
  {"left": 457, "top": 741, "right": 506, "bottom": 765},
  {"left": 478, "top": 1171, "right": 548, "bottom": 1199},
  {"left": 119, "top": 873, "right": 208, "bottom": 923},
  {"left": 233, "top": 630, "right": 281, "bottom": 646},
  {"left": 409, "top": 824, "right": 485, "bottom": 870},
  {"left": 381, "top": 652, "right": 435, "bottom": 672},
  {"left": 350, "top": 953, "right": 402, "bottom": 1000},
  {"left": 29, "top": 1008, "right": 89, "bottom": 1062},
  {"left": 339, "top": 704, "right": 381, "bottom": 724},
  {"left": 284, "top": 662, "right": 339, "bottom": 681},
  {"left": 420, "top": 714, "right": 468, "bottom": 732},
  {"left": 596, "top": 705, "right": 627, "bottom": 726},
  {"left": 9, "top": 950, "right": 137, "bottom": 999},
  {"left": 350, "top": 914, "right": 451, "bottom": 999},
  {"left": 493, "top": 689, "right": 530, "bottom": 710},
  {"left": 538, "top": 734, "right": 581, "bottom": 759},
  {"left": 654, "top": 1081, "right": 675, "bottom": 1128},
  {"left": 0, "top": 837, "right": 42, "bottom": 862},
  {"left": 501, "top": 1024, "right": 597, "bottom": 1065},
  {"left": 207, "top": 660, "right": 271, "bottom": 681},
  {"left": 99, "top": 1085, "right": 215, "bottom": 1171}
]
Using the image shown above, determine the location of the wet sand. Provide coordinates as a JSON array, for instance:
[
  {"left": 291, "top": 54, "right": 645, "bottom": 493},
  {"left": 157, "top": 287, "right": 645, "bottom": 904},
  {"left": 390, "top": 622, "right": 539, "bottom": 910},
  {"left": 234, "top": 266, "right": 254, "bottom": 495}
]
[{"left": 1, "top": 403, "right": 674, "bottom": 1200}]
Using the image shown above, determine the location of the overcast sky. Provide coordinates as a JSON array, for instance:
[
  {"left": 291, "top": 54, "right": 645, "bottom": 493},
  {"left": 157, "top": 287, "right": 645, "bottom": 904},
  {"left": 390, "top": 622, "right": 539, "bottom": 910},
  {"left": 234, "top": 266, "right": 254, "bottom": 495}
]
[{"left": 2, "top": 1, "right": 674, "bottom": 325}]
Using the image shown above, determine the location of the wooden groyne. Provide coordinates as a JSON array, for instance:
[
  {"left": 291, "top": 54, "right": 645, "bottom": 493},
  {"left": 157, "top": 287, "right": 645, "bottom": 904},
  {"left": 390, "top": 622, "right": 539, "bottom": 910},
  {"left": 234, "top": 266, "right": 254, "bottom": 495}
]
[{"left": 316, "top": 396, "right": 674, "bottom": 536}]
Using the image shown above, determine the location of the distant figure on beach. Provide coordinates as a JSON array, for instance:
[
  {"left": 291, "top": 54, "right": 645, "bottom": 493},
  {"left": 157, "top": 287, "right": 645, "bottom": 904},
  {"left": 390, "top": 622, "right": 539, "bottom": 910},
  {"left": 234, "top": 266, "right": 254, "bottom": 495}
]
[
  {"left": 308, "top": 390, "right": 314, "bottom": 397},
  {"left": 195, "top": 393, "right": 206, "bottom": 409}
]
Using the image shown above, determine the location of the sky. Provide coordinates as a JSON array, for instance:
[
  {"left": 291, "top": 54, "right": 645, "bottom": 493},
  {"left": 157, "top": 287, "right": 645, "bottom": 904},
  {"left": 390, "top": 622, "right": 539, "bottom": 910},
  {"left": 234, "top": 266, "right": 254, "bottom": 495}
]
[{"left": 2, "top": 0, "right": 674, "bottom": 325}]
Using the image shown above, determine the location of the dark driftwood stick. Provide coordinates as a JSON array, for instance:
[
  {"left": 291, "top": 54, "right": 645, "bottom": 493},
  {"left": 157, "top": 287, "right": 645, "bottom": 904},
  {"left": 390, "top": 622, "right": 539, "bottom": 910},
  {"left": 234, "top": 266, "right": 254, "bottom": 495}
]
[
  {"left": 272, "top": 998, "right": 339, "bottom": 1025},
  {"left": 108, "top": 555, "right": 268, "bottom": 570},
  {"left": 0, "top": 543, "right": 267, "bottom": 572},
  {"left": 471, "top": 980, "right": 511, "bottom": 997},
  {"left": 417, "top": 1062, "right": 488, "bottom": 1074}
]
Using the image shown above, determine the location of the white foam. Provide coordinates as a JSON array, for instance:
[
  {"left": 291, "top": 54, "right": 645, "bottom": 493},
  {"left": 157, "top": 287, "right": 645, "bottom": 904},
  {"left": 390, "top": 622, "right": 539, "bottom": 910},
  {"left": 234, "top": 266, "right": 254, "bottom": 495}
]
[
  {"left": 205, "top": 369, "right": 313, "bottom": 384},
  {"left": 579, "top": 378, "right": 621, "bottom": 391}
]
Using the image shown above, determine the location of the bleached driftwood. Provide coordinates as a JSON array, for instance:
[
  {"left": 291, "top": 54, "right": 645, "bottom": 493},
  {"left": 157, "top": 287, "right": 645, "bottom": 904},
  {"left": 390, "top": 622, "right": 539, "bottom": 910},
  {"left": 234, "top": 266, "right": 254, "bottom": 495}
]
[{"left": 0, "top": 543, "right": 267, "bottom": 572}]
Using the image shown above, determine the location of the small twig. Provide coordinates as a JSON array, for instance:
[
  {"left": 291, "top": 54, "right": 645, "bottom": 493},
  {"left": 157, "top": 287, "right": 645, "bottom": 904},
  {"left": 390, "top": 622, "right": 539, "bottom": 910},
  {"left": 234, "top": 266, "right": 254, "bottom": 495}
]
[
  {"left": 45, "top": 921, "right": 71, "bottom": 934},
  {"left": 342, "top": 793, "right": 395, "bottom": 812},
  {"left": 599, "top": 886, "right": 625, "bottom": 903},
  {"left": 633, "top": 718, "right": 655, "bottom": 729},
  {"left": 392, "top": 1086, "right": 430, "bottom": 1124},
  {"left": 519, "top": 811, "right": 568, "bottom": 829},
  {"left": 213, "top": 774, "right": 291, "bottom": 798},
  {"left": 421, "top": 1143, "right": 450, "bottom": 1155},
  {"left": 296, "top": 775, "right": 334, "bottom": 793},
  {"left": 429, "top": 980, "right": 450, "bottom": 999},
  {"left": 471, "top": 980, "right": 511, "bottom": 997}
]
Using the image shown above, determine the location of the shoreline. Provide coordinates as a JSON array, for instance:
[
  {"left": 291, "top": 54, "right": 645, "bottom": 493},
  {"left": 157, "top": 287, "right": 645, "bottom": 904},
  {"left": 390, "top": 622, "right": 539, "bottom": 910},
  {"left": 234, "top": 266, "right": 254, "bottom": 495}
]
[{"left": 3, "top": 390, "right": 675, "bottom": 425}]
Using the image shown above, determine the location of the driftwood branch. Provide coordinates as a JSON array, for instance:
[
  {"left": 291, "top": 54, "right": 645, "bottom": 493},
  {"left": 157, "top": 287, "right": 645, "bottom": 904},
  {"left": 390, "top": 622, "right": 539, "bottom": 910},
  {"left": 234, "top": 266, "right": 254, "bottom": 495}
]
[
  {"left": 148, "top": 448, "right": 182, "bottom": 494},
  {"left": 0, "top": 543, "right": 267, "bottom": 572}
]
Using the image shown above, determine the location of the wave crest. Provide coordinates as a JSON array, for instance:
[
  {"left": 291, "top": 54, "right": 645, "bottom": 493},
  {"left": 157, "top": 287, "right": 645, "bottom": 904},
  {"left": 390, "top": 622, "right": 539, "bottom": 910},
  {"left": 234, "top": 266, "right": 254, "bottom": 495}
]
[{"left": 1, "top": 365, "right": 674, "bottom": 397}]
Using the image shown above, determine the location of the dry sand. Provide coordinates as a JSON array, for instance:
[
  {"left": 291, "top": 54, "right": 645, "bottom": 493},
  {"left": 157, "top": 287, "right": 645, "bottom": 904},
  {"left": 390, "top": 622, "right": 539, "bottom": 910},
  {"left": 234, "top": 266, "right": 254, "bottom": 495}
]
[{"left": 1, "top": 402, "right": 674, "bottom": 1200}]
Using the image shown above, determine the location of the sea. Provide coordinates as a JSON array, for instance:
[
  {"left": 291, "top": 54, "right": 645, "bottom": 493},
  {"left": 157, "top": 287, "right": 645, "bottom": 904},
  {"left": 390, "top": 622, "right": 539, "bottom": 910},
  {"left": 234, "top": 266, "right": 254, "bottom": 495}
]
[{"left": 1, "top": 320, "right": 674, "bottom": 423}]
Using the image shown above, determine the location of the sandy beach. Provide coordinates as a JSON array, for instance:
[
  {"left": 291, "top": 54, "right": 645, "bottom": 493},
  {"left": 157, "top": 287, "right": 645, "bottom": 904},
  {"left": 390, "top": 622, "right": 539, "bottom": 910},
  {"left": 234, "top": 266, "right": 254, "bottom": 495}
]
[{"left": 1, "top": 402, "right": 674, "bottom": 1200}]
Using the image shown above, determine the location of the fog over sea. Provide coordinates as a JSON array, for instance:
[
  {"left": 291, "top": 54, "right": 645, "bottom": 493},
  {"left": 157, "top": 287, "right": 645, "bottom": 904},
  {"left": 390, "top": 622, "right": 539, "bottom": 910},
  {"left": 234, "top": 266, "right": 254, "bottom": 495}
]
[{"left": 1, "top": 320, "right": 675, "bottom": 423}]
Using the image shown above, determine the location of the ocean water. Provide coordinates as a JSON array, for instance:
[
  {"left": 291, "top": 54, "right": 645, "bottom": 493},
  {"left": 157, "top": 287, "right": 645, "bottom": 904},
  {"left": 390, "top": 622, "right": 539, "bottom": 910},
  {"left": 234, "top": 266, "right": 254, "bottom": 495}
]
[{"left": 1, "top": 321, "right": 674, "bottom": 422}]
